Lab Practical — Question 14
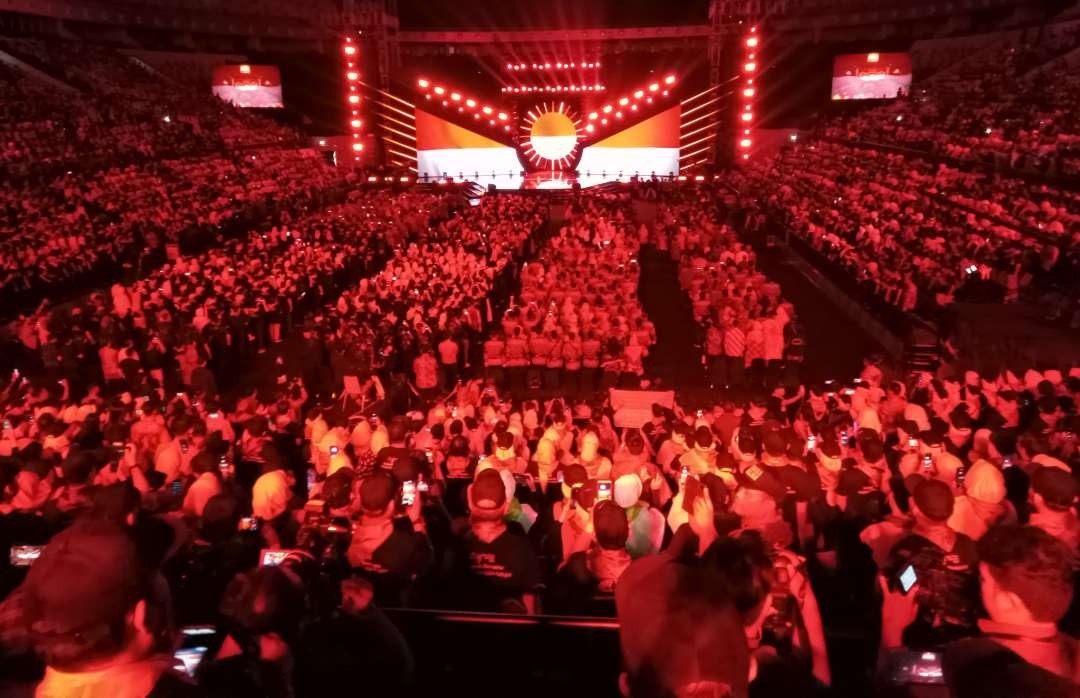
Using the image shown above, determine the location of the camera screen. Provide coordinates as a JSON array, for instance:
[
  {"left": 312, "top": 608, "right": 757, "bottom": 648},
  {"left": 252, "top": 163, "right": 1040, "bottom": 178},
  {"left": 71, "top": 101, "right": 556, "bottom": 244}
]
[
  {"left": 260, "top": 549, "right": 289, "bottom": 567},
  {"left": 173, "top": 647, "right": 207, "bottom": 677},
  {"left": 899, "top": 564, "right": 917, "bottom": 593},
  {"left": 10, "top": 545, "right": 43, "bottom": 567}
]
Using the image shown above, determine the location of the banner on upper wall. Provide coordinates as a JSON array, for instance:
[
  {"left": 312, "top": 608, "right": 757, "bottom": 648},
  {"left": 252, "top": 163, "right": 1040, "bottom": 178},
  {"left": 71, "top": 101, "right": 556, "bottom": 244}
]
[
  {"left": 212, "top": 64, "right": 283, "bottom": 108},
  {"left": 415, "top": 108, "right": 520, "bottom": 179},
  {"left": 610, "top": 388, "right": 676, "bottom": 429},
  {"left": 578, "top": 105, "right": 680, "bottom": 179}
]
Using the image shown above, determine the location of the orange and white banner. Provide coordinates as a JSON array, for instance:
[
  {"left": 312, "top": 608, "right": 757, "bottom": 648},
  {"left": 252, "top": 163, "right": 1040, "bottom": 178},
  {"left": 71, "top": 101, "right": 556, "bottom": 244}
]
[
  {"left": 415, "top": 109, "right": 520, "bottom": 179},
  {"left": 578, "top": 105, "right": 680, "bottom": 179}
]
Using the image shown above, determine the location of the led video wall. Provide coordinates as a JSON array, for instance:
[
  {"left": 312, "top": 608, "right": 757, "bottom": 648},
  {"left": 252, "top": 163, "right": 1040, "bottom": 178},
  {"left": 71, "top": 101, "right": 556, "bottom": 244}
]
[
  {"left": 212, "top": 64, "right": 283, "bottom": 108},
  {"left": 831, "top": 52, "right": 912, "bottom": 101},
  {"left": 577, "top": 105, "right": 680, "bottom": 179},
  {"left": 415, "top": 104, "right": 680, "bottom": 181},
  {"left": 415, "top": 108, "right": 520, "bottom": 179}
]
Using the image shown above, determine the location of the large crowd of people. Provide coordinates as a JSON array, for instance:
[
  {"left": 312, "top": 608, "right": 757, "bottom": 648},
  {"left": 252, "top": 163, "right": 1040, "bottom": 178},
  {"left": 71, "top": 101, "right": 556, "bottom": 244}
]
[
  {"left": 0, "top": 280, "right": 1078, "bottom": 695},
  {"left": 0, "top": 172, "right": 1077, "bottom": 696},
  {"left": 825, "top": 20, "right": 1080, "bottom": 176},
  {"left": 0, "top": 37, "right": 346, "bottom": 313},
  {"left": 494, "top": 194, "right": 656, "bottom": 393},
  {"left": 0, "top": 148, "right": 350, "bottom": 308},
  {"left": 0, "top": 20, "right": 1079, "bottom": 698},
  {"left": 0, "top": 39, "right": 299, "bottom": 178}
]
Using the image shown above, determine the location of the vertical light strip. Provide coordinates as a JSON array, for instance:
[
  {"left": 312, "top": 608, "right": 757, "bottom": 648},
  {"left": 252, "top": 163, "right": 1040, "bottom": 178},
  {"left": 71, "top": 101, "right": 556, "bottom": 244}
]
[
  {"left": 738, "top": 26, "right": 759, "bottom": 162},
  {"left": 344, "top": 33, "right": 364, "bottom": 162}
]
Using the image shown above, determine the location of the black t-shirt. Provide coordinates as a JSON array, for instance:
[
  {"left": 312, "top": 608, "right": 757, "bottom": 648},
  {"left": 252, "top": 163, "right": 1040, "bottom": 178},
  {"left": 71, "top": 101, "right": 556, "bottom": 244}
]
[
  {"left": 886, "top": 531, "right": 980, "bottom": 647},
  {"left": 749, "top": 650, "right": 828, "bottom": 698},
  {"left": 547, "top": 548, "right": 627, "bottom": 617},
  {"left": 940, "top": 637, "right": 1080, "bottom": 698},
  {"left": 374, "top": 446, "right": 425, "bottom": 474},
  {"left": 295, "top": 610, "right": 415, "bottom": 697},
  {"left": 164, "top": 536, "right": 262, "bottom": 626},
  {"left": 352, "top": 518, "right": 432, "bottom": 606},
  {"left": 449, "top": 525, "right": 542, "bottom": 612}
]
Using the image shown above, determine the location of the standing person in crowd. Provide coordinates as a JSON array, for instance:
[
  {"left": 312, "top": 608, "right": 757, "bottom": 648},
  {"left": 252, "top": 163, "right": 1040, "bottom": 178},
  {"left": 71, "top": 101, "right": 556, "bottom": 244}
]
[
  {"left": 412, "top": 345, "right": 439, "bottom": 402},
  {"left": 437, "top": 333, "right": 460, "bottom": 390},
  {"left": 724, "top": 319, "right": 747, "bottom": 387}
]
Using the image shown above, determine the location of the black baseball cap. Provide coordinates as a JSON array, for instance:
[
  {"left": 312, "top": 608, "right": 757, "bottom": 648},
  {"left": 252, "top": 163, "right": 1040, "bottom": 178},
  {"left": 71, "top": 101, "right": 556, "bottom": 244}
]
[
  {"left": 359, "top": 472, "right": 396, "bottom": 513},
  {"left": 22, "top": 519, "right": 148, "bottom": 638},
  {"left": 470, "top": 468, "right": 508, "bottom": 510},
  {"left": 593, "top": 501, "right": 629, "bottom": 550}
]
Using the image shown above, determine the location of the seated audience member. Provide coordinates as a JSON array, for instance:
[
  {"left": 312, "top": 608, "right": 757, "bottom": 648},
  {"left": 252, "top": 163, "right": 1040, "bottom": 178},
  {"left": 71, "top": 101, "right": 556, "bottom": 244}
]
[
  {"left": 183, "top": 450, "right": 224, "bottom": 518},
  {"left": 198, "top": 564, "right": 305, "bottom": 698},
  {"left": 882, "top": 478, "right": 980, "bottom": 648},
  {"left": 347, "top": 471, "right": 432, "bottom": 606},
  {"left": 880, "top": 525, "right": 1080, "bottom": 696},
  {"left": 295, "top": 578, "right": 415, "bottom": 696},
  {"left": 166, "top": 493, "right": 261, "bottom": 627},
  {"left": 548, "top": 500, "right": 632, "bottom": 615},
  {"left": 15, "top": 519, "right": 188, "bottom": 697},
  {"left": 1028, "top": 465, "right": 1080, "bottom": 549},
  {"left": 946, "top": 460, "right": 1014, "bottom": 541},
  {"left": 616, "top": 546, "right": 751, "bottom": 698},
  {"left": 448, "top": 468, "right": 543, "bottom": 613},
  {"left": 702, "top": 533, "right": 831, "bottom": 695}
]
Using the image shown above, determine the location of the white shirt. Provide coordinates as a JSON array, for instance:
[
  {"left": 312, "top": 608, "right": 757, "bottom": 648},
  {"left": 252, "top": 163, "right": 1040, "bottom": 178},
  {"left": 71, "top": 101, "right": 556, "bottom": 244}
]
[
  {"left": 252, "top": 469, "right": 290, "bottom": 520},
  {"left": 183, "top": 472, "right": 223, "bottom": 518}
]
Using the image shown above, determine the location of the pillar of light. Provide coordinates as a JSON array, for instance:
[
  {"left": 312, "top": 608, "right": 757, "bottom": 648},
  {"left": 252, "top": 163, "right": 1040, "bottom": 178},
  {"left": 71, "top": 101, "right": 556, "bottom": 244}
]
[
  {"left": 737, "top": 28, "right": 759, "bottom": 164},
  {"left": 345, "top": 35, "right": 363, "bottom": 164}
]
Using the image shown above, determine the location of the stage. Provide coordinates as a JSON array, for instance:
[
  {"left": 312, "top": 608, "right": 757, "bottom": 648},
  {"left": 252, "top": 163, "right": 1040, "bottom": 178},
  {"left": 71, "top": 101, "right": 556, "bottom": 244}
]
[{"left": 418, "top": 171, "right": 677, "bottom": 190}]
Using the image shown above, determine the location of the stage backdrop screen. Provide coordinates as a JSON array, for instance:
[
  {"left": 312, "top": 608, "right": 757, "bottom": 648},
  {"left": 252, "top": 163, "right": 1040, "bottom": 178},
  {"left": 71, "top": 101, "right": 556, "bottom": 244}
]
[
  {"left": 415, "top": 109, "right": 520, "bottom": 180},
  {"left": 831, "top": 52, "right": 911, "bottom": 101},
  {"left": 212, "top": 64, "right": 283, "bottom": 108},
  {"left": 577, "top": 105, "right": 680, "bottom": 182}
]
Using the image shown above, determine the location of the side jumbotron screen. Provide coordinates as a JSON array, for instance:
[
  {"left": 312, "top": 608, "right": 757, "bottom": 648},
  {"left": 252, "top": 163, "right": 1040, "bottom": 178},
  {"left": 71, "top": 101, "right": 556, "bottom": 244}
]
[{"left": 831, "top": 53, "right": 912, "bottom": 101}]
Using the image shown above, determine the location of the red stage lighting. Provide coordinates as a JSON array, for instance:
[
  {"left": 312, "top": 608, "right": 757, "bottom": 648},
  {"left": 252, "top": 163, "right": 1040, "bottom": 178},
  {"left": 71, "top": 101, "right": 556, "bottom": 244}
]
[
  {"left": 350, "top": 119, "right": 362, "bottom": 128},
  {"left": 344, "top": 45, "right": 356, "bottom": 55},
  {"left": 740, "top": 138, "right": 752, "bottom": 148},
  {"left": 744, "top": 62, "right": 756, "bottom": 72},
  {"left": 664, "top": 75, "right": 676, "bottom": 84},
  {"left": 418, "top": 78, "right": 429, "bottom": 88},
  {"left": 348, "top": 95, "right": 360, "bottom": 104},
  {"left": 743, "top": 87, "right": 755, "bottom": 97}
]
